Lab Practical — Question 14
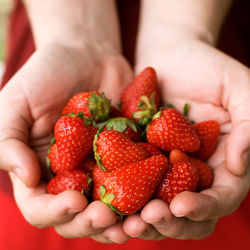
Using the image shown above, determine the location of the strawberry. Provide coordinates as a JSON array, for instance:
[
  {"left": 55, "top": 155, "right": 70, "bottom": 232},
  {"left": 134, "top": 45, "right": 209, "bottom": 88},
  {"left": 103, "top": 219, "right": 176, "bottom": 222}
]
[
  {"left": 77, "top": 156, "right": 96, "bottom": 174},
  {"left": 155, "top": 161, "right": 199, "bottom": 203},
  {"left": 50, "top": 113, "right": 97, "bottom": 174},
  {"left": 47, "top": 142, "right": 62, "bottom": 174},
  {"left": 62, "top": 91, "right": 111, "bottom": 122},
  {"left": 47, "top": 169, "right": 91, "bottom": 195},
  {"left": 97, "top": 154, "right": 168, "bottom": 215},
  {"left": 169, "top": 149, "right": 213, "bottom": 191},
  {"left": 146, "top": 108, "right": 200, "bottom": 152},
  {"left": 93, "top": 130, "right": 147, "bottom": 172},
  {"left": 92, "top": 165, "right": 107, "bottom": 201},
  {"left": 136, "top": 142, "right": 163, "bottom": 157},
  {"left": 121, "top": 67, "right": 161, "bottom": 122},
  {"left": 192, "top": 120, "right": 220, "bottom": 160},
  {"left": 98, "top": 117, "right": 142, "bottom": 142}
]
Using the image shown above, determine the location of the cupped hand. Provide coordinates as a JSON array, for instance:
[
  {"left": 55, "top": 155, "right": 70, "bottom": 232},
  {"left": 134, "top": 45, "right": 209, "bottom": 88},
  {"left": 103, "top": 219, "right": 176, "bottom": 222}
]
[
  {"left": 122, "top": 38, "right": 250, "bottom": 240},
  {"left": 0, "top": 43, "right": 132, "bottom": 242}
]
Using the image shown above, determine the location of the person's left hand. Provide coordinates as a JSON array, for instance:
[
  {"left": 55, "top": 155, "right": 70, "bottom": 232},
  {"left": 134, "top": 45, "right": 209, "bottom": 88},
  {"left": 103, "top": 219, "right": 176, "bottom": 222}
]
[{"left": 122, "top": 38, "right": 250, "bottom": 240}]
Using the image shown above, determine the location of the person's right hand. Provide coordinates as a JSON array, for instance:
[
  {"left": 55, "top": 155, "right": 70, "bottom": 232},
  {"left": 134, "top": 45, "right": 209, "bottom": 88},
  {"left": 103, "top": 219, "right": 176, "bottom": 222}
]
[{"left": 0, "top": 43, "right": 132, "bottom": 243}]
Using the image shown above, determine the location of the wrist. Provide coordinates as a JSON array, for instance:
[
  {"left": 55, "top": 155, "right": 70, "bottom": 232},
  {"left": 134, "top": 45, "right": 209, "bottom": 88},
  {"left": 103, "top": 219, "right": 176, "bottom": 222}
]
[
  {"left": 136, "top": 24, "right": 213, "bottom": 62},
  {"left": 23, "top": 0, "right": 121, "bottom": 53},
  {"left": 136, "top": 0, "right": 232, "bottom": 59}
]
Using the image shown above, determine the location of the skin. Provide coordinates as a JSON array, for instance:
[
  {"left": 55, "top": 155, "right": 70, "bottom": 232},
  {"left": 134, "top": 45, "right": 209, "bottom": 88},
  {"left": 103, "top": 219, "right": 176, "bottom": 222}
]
[
  {"left": 0, "top": 0, "right": 132, "bottom": 243},
  {"left": 1, "top": 0, "right": 250, "bottom": 244},
  {"left": 122, "top": 0, "right": 250, "bottom": 240}
]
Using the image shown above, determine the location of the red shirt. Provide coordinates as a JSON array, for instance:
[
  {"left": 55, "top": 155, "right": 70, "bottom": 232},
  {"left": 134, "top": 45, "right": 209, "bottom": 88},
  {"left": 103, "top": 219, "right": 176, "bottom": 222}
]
[{"left": 0, "top": 1, "right": 249, "bottom": 250}]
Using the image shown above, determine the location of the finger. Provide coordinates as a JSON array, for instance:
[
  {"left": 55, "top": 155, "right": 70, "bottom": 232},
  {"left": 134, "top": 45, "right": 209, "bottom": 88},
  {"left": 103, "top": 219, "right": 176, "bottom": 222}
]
[
  {"left": 98, "top": 58, "right": 133, "bottom": 104},
  {"left": 10, "top": 173, "right": 87, "bottom": 227},
  {"left": 141, "top": 199, "right": 217, "bottom": 239},
  {"left": 170, "top": 164, "right": 250, "bottom": 221},
  {"left": 0, "top": 84, "right": 41, "bottom": 186},
  {"left": 0, "top": 140, "right": 41, "bottom": 186},
  {"left": 225, "top": 64, "right": 250, "bottom": 175},
  {"left": 226, "top": 121, "right": 250, "bottom": 175},
  {"left": 89, "top": 234, "right": 114, "bottom": 244},
  {"left": 123, "top": 214, "right": 163, "bottom": 240},
  {"left": 102, "top": 220, "right": 131, "bottom": 244},
  {"left": 54, "top": 201, "right": 118, "bottom": 238},
  {"left": 170, "top": 191, "right": 219, "bottom": 221}
]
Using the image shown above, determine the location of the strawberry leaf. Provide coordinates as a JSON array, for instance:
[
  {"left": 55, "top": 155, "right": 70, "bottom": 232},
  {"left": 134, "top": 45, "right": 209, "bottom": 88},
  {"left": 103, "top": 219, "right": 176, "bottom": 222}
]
[
  {"left": 183, "top": 103, "right": 190, "bottom": 117},
  {"left": 100, "top": 185, "right": 106, "bottom": 199},
  {"left": 116, "top": 103, "right": 122, "bottom": 109},
  {"left": 152, "top": 111, "right": 161, "bottom": 120},
  {"left": 99, "top": 185, "right": 123, "bottom": 218},
  {"left": 93, "top": 129, "right": 107, "bottom": 171},
  {"left": 106, "top": 118, "right": 136, "bottom": 133},
  {"left": 96, "top": 121, "right": 108, "bottom": 129},
  {"left": 126, "top": 120, "right": 138, "bottom": 132},
  {"left": 133, "top": 92, "right": 157, "bottom": 119},
  {"left": 87, "top": 92, "right": 111, "bottom": 121},
  {"left": 46, "top": 156, "right": 50, "bottom": 167},
  {"left": 50, "top": 137, "right": 56, "bottom": 146}
]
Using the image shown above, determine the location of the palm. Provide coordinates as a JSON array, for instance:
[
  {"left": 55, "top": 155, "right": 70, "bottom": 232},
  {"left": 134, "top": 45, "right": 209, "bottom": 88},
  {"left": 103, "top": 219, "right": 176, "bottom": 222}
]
[
  {"left": 136, "top": 39, "right": 250, "bottom": 222},
  {"left": 1, "top": 45, "right": 132, "bottom": 177}
]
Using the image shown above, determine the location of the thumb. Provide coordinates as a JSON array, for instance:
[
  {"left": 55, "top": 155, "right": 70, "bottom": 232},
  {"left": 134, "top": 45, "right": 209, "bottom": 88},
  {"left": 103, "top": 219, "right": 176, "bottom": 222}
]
[
  {"left": 98, "top": 57, "right": 133, "bottom": 104},
  {"left": 0, "top": 83, "right": 41, "bottom": 187},
  {"left": 0, "top": 139, "right": 41, "bottom": 187},
  {"left": 226, "top": 121, "right": 250, "bottom": 176},
  {"left": 225, "top": 63, "right": 250, "bottom": 176}
]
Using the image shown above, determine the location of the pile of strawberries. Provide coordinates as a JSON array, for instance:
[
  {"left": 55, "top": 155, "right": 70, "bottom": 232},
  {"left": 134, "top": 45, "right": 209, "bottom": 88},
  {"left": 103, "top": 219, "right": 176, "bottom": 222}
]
[{"left": 47, "top": 67, "right": 220, "bottom": 216}]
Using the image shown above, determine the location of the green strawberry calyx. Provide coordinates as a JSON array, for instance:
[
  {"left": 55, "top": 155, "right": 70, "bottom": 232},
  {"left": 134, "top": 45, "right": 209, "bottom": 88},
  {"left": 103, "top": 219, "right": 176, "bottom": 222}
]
[
  {"left": 132, "top": 92, "right": 157, "bottom": 120},
  {"left": 97, "top": 117, "right": 138, "bottom": 133},
  {"left": 152, "top": 110, "right": 162, "bottom": 120},
  {"left": 87, "top": 92, "right": 111, "bottom": 122},
  {"left": 66, "top": 112, "right": 98, "bottom": 128},
  {"left": 81, "top": 174, "right": 93, "bottom": 196},
  {"left": 93, "top": 127, "right": 106, "bottom": 171},
  {"left": 46, "top": 136, "right": 56, "bottom": 167},
  {"left": 183, "top": 103, "right": 195, "bottom": 124},
  {"left": 100, "top": 185, "right": 123, "bottom": 218},
  {"left": 145, "top": 110, "right": 162, "bottom": 133}
]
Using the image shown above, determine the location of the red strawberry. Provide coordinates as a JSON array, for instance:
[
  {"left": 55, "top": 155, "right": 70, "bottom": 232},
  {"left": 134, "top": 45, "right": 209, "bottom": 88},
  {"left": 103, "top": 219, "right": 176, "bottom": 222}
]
[
  {"left": 170, "top": 149, "right": 213, "bottom": 191},
  {"left": 62, "top": 91, "right": 111, "bottom": 121},
  {"left": 48, "top": 142, "right": 62, "bottom": 174},
  {"left": 77, "top": 156, "right": 96, "bottom": 174},
  {"left": 99, "top": 117, "right": 142, "bottom": 142},
  {"left": 93, "top": 130, "right": 147, "bottom": 172},
  {"left": 155, "top": 161, "right": 199, "bottom": 203},
  {"left": 50, "top": 113, "right": 97, "bottom": 174},
  {"left": 121, "top": 67, "right": 161, "bottom": 122},
  {"left": 97, "top": 154, "right": 168, "bottom": 215},
  {"left": 136, "top": 142, "right": 163, "bottom": 157},
  {"left": 146, "top": 108, "right": 200, "bottom": 152},
  {"left": 192, "top": 120, "right": 220, "bottom": 160},
  {"left": 92, "top": 165, "right": 107, "bottom": 200},
  {"left": 47, "top": 169, "right": 91, "bottom": 195}
]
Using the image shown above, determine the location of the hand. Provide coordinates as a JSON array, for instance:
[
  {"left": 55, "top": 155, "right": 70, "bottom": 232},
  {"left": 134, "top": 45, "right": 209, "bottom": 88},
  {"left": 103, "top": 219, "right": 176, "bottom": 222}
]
[
  {"left": 0, "top": 43, "right": 132, "bottom": 243},
  {"left": 121, "top": 38, "right": 250, "bottom": 240}
]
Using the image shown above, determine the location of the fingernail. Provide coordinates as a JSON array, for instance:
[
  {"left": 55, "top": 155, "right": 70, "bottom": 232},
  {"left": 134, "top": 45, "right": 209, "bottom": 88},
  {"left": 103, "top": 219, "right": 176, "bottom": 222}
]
[{"left": 148, "top": 218, "right": 166, "bottom": 228}]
